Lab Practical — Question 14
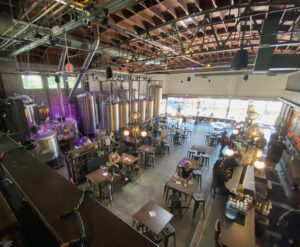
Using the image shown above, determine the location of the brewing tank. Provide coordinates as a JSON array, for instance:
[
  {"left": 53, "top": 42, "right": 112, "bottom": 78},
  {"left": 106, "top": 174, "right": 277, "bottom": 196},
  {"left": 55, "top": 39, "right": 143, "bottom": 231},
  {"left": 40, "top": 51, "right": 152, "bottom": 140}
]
[
  {"left": 154, "top": 86, "right": 162, "bottom": 117},
  {"left": 147, "top": 100, "right": 154, "bottom": 120},
  {"left": 130, "top": 100, "right": 138, "bottom": 123},
  {"left": 119, "top": 101, "right": 129, "bottom": 128},
  {"left": 76, "top": 93, "right": 97, "bottom": 135},
  {"left": 24, "top": 103, "right": 40, "bottom": 126},
  {"left": 118, "top": 89, "right": 136, "bottom": 101},
  {"left": 139, "top": 99, "right": 146, "bottom": 122},
  {"left": 101, "top": 102, "right": 119, "bottom": 132},
  {"left": 32, "top": 129, "right": 59, "bottom": 163}
]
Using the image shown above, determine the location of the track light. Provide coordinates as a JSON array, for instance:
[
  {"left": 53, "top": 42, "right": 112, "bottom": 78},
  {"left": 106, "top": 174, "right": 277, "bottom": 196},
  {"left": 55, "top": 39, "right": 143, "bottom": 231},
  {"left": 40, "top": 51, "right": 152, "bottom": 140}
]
[
  {"left": 205, "top": 63, "right": 212, "bottom": 68},
  {"left": 187, "top": 76, "right": 191, "bottom": 82},
  {"left": 106, "top": 66, "right": 113, "bottom": 79},
  {"left": 243, "top": 74, "right": 248, "bottom": 82}
]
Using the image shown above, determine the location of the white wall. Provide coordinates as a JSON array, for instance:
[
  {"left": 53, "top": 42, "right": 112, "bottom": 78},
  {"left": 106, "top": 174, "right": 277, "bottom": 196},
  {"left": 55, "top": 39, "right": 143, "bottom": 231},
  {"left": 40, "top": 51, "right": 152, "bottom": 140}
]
[{"left": 151, "top": 72, "right": 288, "bottom": 100}]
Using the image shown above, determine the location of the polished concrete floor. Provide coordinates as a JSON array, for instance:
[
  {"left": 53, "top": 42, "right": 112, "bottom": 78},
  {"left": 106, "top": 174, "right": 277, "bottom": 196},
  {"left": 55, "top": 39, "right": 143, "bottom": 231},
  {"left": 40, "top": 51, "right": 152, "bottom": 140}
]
[
  {"left": 56, "top": 121, "right": 296, "bottom": 247},
  {"left": 57, "top": 121, "right": 222, "bottom": 247}
]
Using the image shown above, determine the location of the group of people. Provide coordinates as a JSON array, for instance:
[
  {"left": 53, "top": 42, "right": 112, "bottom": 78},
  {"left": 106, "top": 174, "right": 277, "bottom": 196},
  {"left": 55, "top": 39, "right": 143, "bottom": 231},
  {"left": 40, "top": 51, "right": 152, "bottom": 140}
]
[{"left": 108, "top": 148, "right": 128, "bottom": 181}]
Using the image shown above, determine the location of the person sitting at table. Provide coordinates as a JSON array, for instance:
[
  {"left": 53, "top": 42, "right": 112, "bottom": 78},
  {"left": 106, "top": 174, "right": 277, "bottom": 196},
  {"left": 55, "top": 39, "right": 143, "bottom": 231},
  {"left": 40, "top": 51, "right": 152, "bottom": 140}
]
[
  {"left": 219, "top": 131, "right": 230, "bottom": 155},
  {"left": 108, "top": 148, "right": 127, "bottom": 180},
  {"left": 179, "top": 161, "right": 193, "bottom": 180},
  {"left": 213, "top": 159, "right": 231, "bottom": 195}
]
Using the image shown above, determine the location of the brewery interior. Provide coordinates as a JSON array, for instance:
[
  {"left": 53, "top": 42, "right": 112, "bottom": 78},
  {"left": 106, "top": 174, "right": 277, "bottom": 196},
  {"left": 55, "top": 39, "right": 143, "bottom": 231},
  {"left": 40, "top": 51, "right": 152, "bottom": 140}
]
[{"left": 0, "top": 0, "right": 300, "bottom": 247}]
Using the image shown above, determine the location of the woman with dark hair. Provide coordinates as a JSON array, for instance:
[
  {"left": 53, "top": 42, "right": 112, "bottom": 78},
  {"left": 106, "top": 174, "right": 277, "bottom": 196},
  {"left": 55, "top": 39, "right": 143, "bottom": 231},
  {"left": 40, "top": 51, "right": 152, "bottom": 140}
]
[{"left": 219, "top": 131, "right": 230, "bottom": 155}]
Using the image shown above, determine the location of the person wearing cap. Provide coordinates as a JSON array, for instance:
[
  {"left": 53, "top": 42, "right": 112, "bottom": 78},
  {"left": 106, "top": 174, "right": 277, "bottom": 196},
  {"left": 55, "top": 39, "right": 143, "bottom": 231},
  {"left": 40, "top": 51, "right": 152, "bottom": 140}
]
[
  {"left": 267, "top": 136, "right": 289, "bottom": 169},
  {"left": 179, "top": 161, "right": 193, "bottom": 180}
]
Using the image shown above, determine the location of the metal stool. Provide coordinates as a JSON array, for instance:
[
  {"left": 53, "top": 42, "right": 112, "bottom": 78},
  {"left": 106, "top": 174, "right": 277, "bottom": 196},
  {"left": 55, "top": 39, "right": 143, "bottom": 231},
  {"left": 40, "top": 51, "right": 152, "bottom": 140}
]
[
  {"left": 132, "top": 218, "right": 145, "bottom": 232},
  {"left": 163, "top": 143, "right": 170, "bottom": 156},
  {"left": 201, "top": 154, "right": 209, "bottom": 166},
  {"left": 204, "top": 134, "right": 210, "bottom": 144},
  {"left": 162, "top": 223, "right": 176, "bottom": 247},
  {"left": 192, "top": 154, "right": 201, "bottom": 162},
  {"left": 133, "top": 165, "right": 141, "bottom": 182},
  {"left": 167, "top": 193, "right": 182, "bottom": 215},
  {"left": 192, "top": 169, "right": 202, "bottom": 190},
  {"left": 187, "top": 150, "right": 196, "bottom": 158},
  {"left": 190, "top": 193, "right": 205, "bottom": 219},
  {"left": 146, "top": 152, "right": 155, "bottom": 169}
]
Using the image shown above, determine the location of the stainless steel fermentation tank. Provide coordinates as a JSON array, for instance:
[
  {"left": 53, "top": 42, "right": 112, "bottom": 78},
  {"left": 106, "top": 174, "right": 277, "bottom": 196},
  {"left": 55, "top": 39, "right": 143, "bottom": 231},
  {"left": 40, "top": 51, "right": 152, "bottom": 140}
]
[
  {"left": 118, "top": 89, "right": 136, "bottom": 101},
  {"left": 119, "top": 101, "right": 129, "bottom": 128},
  {"left": 147, "top": 100, "right": 154, "bottom": 120},
  {"left": 101, "top": 102, "right": 119, "bottom": 132},
  {"left": 153, "top": 86, "right": 162, "bottom": 117},
  {"left": 139, "top": 99, "right": 146, "bottom": 122},
  {"left": 76, "top": 93, "right": 97, "bottom": 135},
  {"left": 32, "top": 129, "right": 59, "bottom": 163},
  {"left": 130, "top": 100, "right": 138, "bottom": 123}
]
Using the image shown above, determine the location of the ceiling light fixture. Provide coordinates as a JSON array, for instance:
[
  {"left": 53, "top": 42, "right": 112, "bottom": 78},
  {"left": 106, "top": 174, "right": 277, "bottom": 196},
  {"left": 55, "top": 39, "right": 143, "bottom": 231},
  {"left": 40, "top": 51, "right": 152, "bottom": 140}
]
[
  {"left": 190, "top": 66, "right": 195, "bottom": 71},
  {"left": 205, "top": 63, "right": 212, "bottom": 68},
  {"left": 185, "top": 49, "right": 190, "bottom": 54},
  {"left": 126, "top": 59, "right": 130, "bottom": 63},
  {"left": 164, "top": 66, "right": 168, "bottom": 70}
]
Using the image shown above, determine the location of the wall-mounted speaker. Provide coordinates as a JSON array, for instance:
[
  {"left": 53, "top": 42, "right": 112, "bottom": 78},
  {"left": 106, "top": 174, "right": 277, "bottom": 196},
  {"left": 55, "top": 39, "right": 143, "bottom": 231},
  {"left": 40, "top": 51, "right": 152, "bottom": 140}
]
[
  {"left": 106, "top": 66, "right": 113, "bottom": 79},
  {"left": 231, "top": 49, "right": 248, "bottom": 70}
]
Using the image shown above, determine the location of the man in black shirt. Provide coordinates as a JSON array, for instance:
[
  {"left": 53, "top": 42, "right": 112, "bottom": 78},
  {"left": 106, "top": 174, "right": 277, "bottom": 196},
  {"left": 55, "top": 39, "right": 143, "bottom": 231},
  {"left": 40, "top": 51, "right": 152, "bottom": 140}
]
[
  {"left": 267, "top": 136, "right": 289, "bottom": 169},
  {"left": 213, "top": 160, "right": 231, "bottom": 195}
]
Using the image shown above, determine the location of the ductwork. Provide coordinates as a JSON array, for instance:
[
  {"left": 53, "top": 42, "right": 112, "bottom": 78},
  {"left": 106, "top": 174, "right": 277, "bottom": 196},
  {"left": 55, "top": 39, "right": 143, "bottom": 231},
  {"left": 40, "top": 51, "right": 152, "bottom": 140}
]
[
  {"left": 67, "top": 25, "right": 99, "bottom": 103},
  {"left": 56, "top": 47, "right": 67, "bottom": 116},
  {"left": 106, "top": 22, "right": 201, "bottom": 66},
  {"left": 9, "top": 0, "right": 144, "bottom": 57}
]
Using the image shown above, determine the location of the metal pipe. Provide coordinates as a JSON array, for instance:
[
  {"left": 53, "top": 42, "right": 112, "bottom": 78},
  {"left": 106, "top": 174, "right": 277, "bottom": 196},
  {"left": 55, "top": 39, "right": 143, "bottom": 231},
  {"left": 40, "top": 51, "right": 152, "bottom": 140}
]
[
  {"left": 129, "top": 75, "right": 132, "bottom": 121},
  {"left": 106, "top": 22, "right": 201, "bottom": 65},
  {"left": 67, "top": 25, "right": 99, "bottom": 103},
  {"left": 137, "top": 77, "right": 140, "bottom": 116},
  {"left": 10, "top": 0, "right": 143, "bottom": 56},
  {"left": 56, "top": 47, "right": 67, "bottom": 117}
]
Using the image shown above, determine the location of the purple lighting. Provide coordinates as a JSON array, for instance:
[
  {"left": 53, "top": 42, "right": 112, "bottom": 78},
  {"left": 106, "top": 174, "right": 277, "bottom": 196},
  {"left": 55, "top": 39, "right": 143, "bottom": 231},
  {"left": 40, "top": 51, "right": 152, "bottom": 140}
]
[
  {"left": 24, "top": 73, "right": 29, "bottom": 77},
  {"left": 190, "top": 66, "right": 195, "bottom": 71}
]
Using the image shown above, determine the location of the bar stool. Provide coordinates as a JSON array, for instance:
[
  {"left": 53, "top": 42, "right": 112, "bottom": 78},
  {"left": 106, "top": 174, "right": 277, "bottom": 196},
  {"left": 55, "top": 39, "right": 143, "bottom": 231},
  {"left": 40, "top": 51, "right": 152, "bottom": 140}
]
[
  {"left": 167, "top": 193, "right": 182, "bottom": 215},
  {"left": 204, "top": 134, "right": 210, "bottom": 144},
  {"left": 187, "top": 150, "right": 196, "bottom": 158},
  {"left": 146, "top": 152, "right": 155, "bottom": 169},
  {"left": 133, "top": 164, "right": 141, "bottom": 182},
  {"left": 192, "top": 169, "right": 202, "bottom": 190},
  {"left": 190, "top": 193, "right": 205, "bottom": 219},
  {"left": 162, "top": 223, "right": 176, "bottom": 247},
  {"left": 201, "top": 154, "right": 210, "bottom": 167},
  {"left": 191, "top": 154, "right": 201, "bottom": 162},
  {"left": 162, "top": 143, "right": 170, "bottom": 156}
]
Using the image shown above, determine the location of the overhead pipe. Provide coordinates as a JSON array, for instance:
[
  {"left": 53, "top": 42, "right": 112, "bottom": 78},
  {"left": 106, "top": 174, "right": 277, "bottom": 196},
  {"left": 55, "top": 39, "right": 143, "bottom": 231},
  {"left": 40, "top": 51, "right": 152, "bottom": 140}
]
[
  {"left": 67, "top": 25, "right": 99, "bottom": 103},
  {"left": 106, "top": 22, "right": 201, "bottom": 65},
  {"left": 56, "top": 47, "right": 67, "bottom": 117},
  {"left": 9, "top": 0, "right": 144, "bottom": 56}
]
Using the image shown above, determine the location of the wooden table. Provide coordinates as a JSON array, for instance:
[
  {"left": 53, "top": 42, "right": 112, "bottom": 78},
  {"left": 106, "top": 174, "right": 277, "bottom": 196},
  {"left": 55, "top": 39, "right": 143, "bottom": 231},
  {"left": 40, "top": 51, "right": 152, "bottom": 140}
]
[
  {"left": 190, "top": 145, "right": 207, "bottom": 154},
  {"left": 85, "top": 168, "right": 113, "bottom": 200},
  {"left": 220, "top": 207, "right": 255, "bottom": 247},
  {"left": 164, "top": 177, "right": 196, "bottom": 206},
  {"left": 133, "top": 201, "right": 173, "bottom": 236},
  {"left": 138, "top": 145, "right": 155, "bottom": 153},
  {"left": 120, "top": 153, "right": 138, "bottom": 166},
  {"left": 177, "top": 157, "right": 201, "bottom": 170}
]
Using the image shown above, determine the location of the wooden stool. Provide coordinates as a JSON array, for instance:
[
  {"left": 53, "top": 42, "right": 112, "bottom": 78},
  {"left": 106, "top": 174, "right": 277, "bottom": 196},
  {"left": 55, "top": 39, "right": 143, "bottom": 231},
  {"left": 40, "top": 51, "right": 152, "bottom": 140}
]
[
  {"left": 162, "top": 223, "right": 176, "bottom": 247},
  {"left": 190, "top": 193, "right": 205, "bottom": 219},
  {"left": 192, "top": 169, "right": 202, "bottom": 190},
  {"left": 187, "top": 150, "right": 196, "bottom": 158}
]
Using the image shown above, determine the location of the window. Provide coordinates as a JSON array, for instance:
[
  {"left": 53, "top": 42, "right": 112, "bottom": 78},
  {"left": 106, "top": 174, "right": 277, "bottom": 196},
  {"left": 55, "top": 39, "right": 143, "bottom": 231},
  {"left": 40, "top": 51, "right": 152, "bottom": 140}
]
[
  {"left": 47, "top": 76, "right": 64, "bottom": 89},
  {"left": 21, "top": 75, "right": 43, "bottom": 89},
  {"left": 67, "top": 76, "right": 81, "bottom": 88}
]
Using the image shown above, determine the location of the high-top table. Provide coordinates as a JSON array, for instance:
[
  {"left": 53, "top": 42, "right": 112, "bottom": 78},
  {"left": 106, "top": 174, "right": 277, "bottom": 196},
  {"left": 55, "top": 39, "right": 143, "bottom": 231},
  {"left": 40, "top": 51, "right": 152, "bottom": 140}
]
[
  {"left": 133, "top": 201, "right": 173, "bottom": 236},
  {"left": 190, "top": 145, "right": 207, "bottom": 154}
]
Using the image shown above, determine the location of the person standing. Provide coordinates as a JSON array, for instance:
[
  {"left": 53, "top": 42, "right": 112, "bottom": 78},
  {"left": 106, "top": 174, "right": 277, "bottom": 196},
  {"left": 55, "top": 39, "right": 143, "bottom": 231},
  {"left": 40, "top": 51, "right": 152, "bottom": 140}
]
[
  {"left": 267, "top": 136, "right": 289, "bottom": 169},
  {"left": 219, "top": 131, "right": 230, "bottom": 155},
  {"left": 268, "top": 130, "right": 279, "bottom": 147}
]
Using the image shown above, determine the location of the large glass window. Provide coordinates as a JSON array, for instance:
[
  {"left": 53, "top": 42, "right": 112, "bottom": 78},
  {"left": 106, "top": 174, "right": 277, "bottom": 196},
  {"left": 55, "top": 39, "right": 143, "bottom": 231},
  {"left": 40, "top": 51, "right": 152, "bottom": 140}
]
[
  {"left": 67, "top": 76, "right": 81, "bottom": 88},
  {"left": 252, "top": 100, "right": 282, "bottom": 126},
  {"left": 228, "top": 99, "right": 249, "bottom": 121},
  {"left": 47, "top": 76, "right": 64, "bottom": 89},
  {"left": 198, "top": 98, "right": 230, "bottom": 118},
  {"left": 21, "top": 75, "right": 43, "bottom": 89},
  {"left": 167, "top": 97, "right": 197, "bottom": 117}
]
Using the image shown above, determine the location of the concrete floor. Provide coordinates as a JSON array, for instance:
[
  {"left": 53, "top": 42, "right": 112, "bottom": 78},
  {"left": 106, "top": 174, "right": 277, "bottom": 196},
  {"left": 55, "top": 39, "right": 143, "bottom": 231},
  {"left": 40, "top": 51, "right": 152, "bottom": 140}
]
[{"left": 56, "top": 121, "right": 223, "bottom": 247}]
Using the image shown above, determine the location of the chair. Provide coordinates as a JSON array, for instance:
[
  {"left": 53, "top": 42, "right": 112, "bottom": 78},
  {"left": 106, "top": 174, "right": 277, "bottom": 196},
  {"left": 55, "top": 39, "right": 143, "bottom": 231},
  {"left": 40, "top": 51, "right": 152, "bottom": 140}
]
[
  {"left": 192, "top": 169, "right": 202, "bottom": 190},
  {"left": 162, "top": 223, "right": 176, "bottom": 247},
  {"left": 189, "top": 193, "right": 205, "bottom": 219}
]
